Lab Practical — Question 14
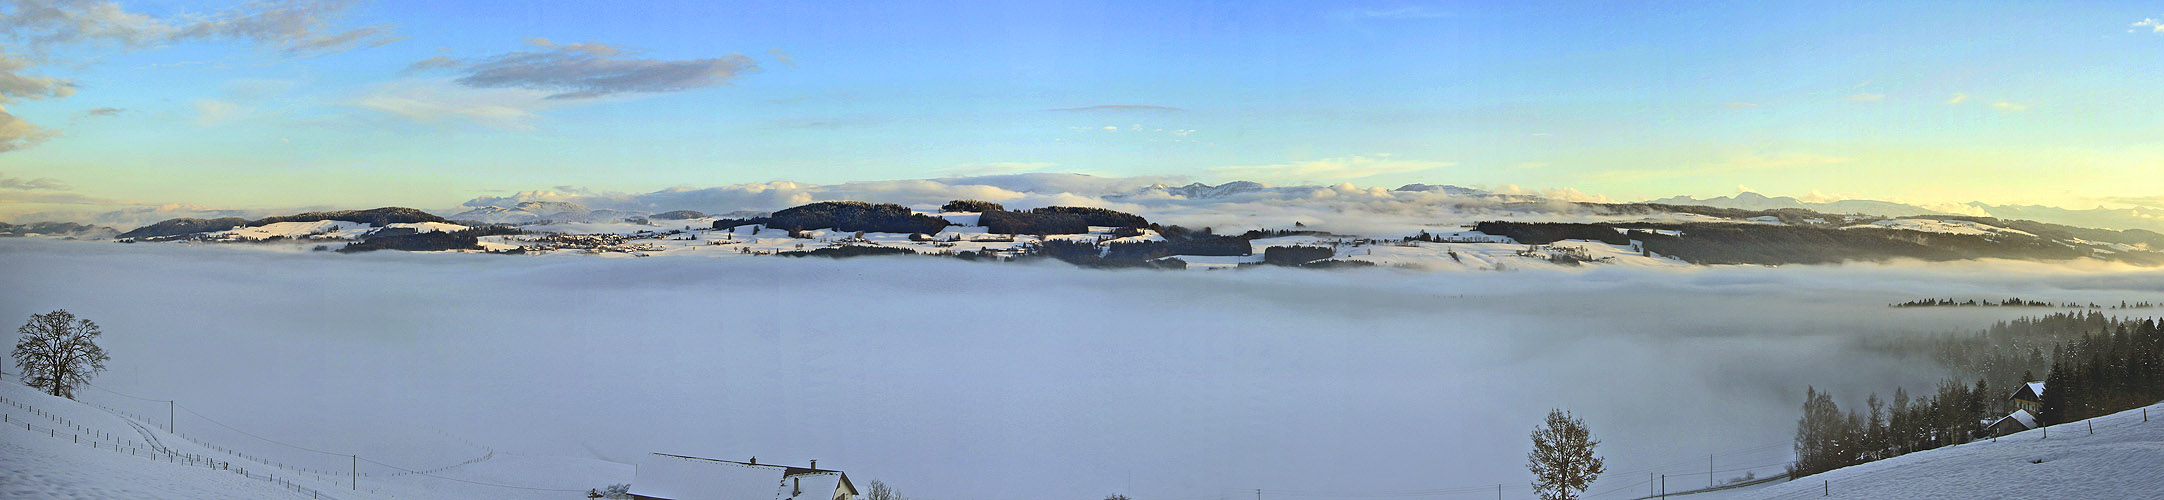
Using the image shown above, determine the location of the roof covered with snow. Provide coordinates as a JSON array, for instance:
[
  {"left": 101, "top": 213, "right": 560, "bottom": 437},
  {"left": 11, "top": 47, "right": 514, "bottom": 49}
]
[
  {"left": 2013, "top": 382, "right": 2046, "bottom": 400},
  {"left": 1991, "top": 409, "right": 2038, "bottom": 430}
]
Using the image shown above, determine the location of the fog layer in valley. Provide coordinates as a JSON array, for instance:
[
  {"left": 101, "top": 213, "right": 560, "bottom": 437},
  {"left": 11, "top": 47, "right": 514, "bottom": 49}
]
[{"left": 5, "top": 239, "right": 2162, "bottom": 499}]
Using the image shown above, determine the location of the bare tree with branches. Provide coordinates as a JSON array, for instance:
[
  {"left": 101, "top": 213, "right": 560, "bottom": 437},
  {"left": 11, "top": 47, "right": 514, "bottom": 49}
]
[{"left": 12, "top": 310, "right": 110, "bottom": 399}]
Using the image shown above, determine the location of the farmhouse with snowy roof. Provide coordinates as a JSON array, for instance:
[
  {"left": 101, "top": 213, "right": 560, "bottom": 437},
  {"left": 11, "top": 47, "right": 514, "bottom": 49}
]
[
  {"left": 630, "top": 454, "right": 858, "bottom": 500},
  {"left": 2010, "top": 382, "right": 2045, "bottom": 415},
  {"left": 1986, "top": 409, "right": 2038, "bottom": 437}
]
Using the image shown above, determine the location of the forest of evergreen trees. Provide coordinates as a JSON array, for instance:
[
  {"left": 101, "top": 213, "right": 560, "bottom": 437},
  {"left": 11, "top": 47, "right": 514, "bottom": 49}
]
[
  {"left": 715, "top": 201, "right": 954, "bottom": 235},
  {"left": 1889, "top": 297, "right": 2156, "bottom": 309},
  {"left": 1792, "top": 313, "right": 2164, "bottom": 479},
  {"left": 1468, "top": 220, "right": 2130, "bottom": 265},
  {"left": 980, "top": 206, "right": 1148, "bottom": 235}
]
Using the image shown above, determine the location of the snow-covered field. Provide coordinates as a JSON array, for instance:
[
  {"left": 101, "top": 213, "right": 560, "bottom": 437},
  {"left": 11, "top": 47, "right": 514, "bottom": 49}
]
[
  {"left": 1745, "top": 402, "right": 2164, "bottom": 500},
  {"left": 1841, "top": 219, "right": 2036, "bottom": 238},
  {"left": 4, "top": 239, "right": 2164, "bottom": 500}
]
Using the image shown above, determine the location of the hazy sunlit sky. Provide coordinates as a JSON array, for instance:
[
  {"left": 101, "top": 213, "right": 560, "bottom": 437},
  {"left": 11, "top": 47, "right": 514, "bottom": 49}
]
[{"left": 4, "top": 0, "right": 2163, "bottom": 219}]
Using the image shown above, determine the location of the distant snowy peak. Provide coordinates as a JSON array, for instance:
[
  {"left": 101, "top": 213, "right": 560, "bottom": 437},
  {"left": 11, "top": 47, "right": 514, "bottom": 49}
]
[
  {"left": 1142, "top": 181, "right": 1270, "bottom": 199},
  {"left": 1648, "top": 193, "right": 1947, "bottom": 217},
  {"left": 1392, "top": 184, "right": 1489, "bottom": 196},
  {"left": 450, "top": 201, "right": 649, "bottom": 224},
  {"left": 0, "top": 221, "right": 119, "bottom": 239},
  {"left": 1128, "top": 181, "right": 1495, "bottom": 200}
]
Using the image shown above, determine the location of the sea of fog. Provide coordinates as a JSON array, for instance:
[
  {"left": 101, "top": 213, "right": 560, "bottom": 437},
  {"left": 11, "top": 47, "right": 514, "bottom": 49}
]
[{"left": 5, "top": 239, "right": 2164, "bottom": 500}]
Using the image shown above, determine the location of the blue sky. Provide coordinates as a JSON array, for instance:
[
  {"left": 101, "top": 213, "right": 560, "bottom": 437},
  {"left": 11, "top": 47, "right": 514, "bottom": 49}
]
[{"left": 4, "top": 0, "right": 2164, "bottom": 219}]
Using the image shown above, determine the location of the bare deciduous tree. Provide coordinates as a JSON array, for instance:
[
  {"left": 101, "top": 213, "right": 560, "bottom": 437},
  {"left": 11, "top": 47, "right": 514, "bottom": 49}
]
[
  {"left": 1527, "top": 409, "right": 1604, "bottom": 500},
  {"left": 12, "top": 310, "right": 109, "bottom": 399},
  {"left": 866, "top": 479, "right": 906, "bottom": 500}
]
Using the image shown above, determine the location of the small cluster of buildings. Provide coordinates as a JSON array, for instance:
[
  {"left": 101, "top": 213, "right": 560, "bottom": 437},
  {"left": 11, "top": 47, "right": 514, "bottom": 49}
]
[
  {"left": 1985, "top": 382, "right": 2048, "bottom": 437},
  {"left": 628, "top": 454, "right": 858, "bottom": 500}
]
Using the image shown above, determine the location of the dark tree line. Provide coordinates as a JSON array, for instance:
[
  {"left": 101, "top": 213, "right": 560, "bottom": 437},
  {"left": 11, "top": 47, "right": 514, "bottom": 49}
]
[
  {"left": 777, "top": 245, "right": 918, "bottom": 259},
  {"left": 715, "top": 201, "right": 952, "bottom": 235},
  {"left": 941, "top": 200, "right": 1005, "bottom": 212},
  {"left": 1470, "top": 220, "right": 2116, "bottom": 266},
  {"left": 1791, "top": 379, "right": 2000, "bottom": 478},
  {"left": 2039, "top": 318, "right": 2164, "bottom": 424},
  {"left": 1795, "top": 313, "right": 2164, "bottom": 479},
  {"left": 1263, "top": 245, "right": 1335, "bottom": 266},
  {"left": 981, "top": 206, "right": 1148, "bottom": 235},
  {"left": 247, "top": 207, "right": 448, "bottom": 227}
]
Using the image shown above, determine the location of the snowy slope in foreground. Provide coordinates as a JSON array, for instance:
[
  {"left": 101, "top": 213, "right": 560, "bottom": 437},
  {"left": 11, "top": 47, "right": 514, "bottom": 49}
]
[
  {"left": 1, "top": 381, "right": 629, "bottom": 499},
  {"left": 1746, "top": 401, "right": 2164, "bottom": 500}
]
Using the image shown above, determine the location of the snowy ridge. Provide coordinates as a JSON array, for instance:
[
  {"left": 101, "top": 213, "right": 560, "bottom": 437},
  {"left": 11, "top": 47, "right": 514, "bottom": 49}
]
[{"left": 1840, "top": 218, "right": 2037, "bottom": 238}]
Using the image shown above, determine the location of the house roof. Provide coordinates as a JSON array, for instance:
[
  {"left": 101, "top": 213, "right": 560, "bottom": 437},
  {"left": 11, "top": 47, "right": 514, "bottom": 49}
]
[
  {"left": 629, "top": 453, "right": 855, "bottom": 500},
  {"left": 2011, "top": 382, "right": 2046, "bottom": 400},
  {"left": 1990, "top": 409, "right": 2038, "bottom": 430}
]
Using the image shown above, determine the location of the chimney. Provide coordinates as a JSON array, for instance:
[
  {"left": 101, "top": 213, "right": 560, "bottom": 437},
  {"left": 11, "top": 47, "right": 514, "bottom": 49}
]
[
  {"left": 810, "top": 459, "right": 817, "bottom": 469},
  {"left": 750, "top": 457, "right": 757, "bottom": 465}
]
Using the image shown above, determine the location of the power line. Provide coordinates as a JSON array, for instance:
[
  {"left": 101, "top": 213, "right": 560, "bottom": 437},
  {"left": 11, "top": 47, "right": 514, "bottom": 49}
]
[
  {"left": 173, "top": 404, "right": 351, "bottom": 458},
  {"left": 80, "top": 381, "right": 170, "bottom": 403}
]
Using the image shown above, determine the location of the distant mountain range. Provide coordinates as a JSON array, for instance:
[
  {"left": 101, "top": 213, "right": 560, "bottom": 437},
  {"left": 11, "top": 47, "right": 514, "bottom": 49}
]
[
  {"left": 1648, "top": 192, "right": 2164, "bottom": 233},
  {"left": 0, "top": 221, "right": 117, "bottom": 239},
  {"left": 1647, "top": 192, "right": 1949, "bottom": 217},
  {"left": 447, "top": 201, "right": 650, "bottom": 224}
]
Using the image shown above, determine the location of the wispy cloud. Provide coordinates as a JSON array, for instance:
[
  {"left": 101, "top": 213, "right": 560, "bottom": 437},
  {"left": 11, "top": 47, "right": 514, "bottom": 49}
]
[
  {"left": 1944, "top": 93, "right": 1968, "bottom": 105},
  {"left": 0, "top": 54, "right": 77, "bottom": 103},
  {"left": 406, "top": 38, "right": 760, "bottom": 100},
  {"left": 1, "top": 0, "right": 400, "bottom": 56},
  {"left": 2131, "top": 17, "right": 2163, "bottom": 34},
  {"left": 1843, "top": 93, "right": 1884, "bottom": 102},
  {"left": 0, "top": 0, "right": 399, "bottom": 153},
  {"left": 1045, "top": 104, "right": 1183, "bottom": 112},
  {"left": 0, "top": 106, "right": 58, "bottom": 152},
  {"left": 0, "top": 172, "right": 70, "bottom": 190},
  {"left": 82, "top": 107, "right": 124, "bottom": 117},
  {"left": 1992, "top": 101, "right": 2027, "bottom": 112},
  {"left": 351, "top": 78, "right": 561, "bottom": 130},
  {"left": 1208, "top": 154, "right": 1453, "bottom": 184},
  {"left": 767, "top": 48, "right": 796, "bottom": 67},
  {"left": 167, "top": 0, "right": 403, "bottom": 56},
  {"left": 1725, "top": 102, "right": 1763, "bottom": 108}
]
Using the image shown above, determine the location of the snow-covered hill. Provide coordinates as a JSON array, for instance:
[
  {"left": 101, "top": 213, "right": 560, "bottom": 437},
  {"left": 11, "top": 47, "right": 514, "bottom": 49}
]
[
  {"left": 0, "top": 381, "right": 629, "bottom": 499},
  {"left": 1743, "top": 401, "right": 2164, "bottom": 499},
  {"left": 1648, "top": 192, "right": 1951, "bottom": 218}
]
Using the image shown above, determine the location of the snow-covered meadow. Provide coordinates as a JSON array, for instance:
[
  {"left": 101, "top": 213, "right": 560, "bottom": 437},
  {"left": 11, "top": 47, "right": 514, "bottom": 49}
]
[{"left": 4, "top": 238, "right": 2164, "bottom": 499}]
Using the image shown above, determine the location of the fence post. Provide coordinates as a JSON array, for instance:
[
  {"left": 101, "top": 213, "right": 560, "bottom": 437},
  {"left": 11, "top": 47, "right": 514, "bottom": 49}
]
[{"left": 1824, "top": 480, "right": 1829, "bottom": 497}]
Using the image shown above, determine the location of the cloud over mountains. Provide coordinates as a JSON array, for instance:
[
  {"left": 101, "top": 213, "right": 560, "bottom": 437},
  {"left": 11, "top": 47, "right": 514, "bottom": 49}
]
[
  {"left": 406, "top": 38, "right": 760, "bottom": 100},
  {"left": 451, "top": 173, "right": 1594, "bottom": 234}
]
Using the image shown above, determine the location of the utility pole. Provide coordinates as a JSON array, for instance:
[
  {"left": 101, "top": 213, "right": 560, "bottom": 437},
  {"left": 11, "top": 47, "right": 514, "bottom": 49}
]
[
  {"left": 1711, "top": 454, "right": 1716, "bottom": 488},
  {"left": 168, "top": 400, "right": 175, "bottom": 433},
  {"left": 352, "top": 455, "right": 358, "bottom": 490},
  {"left": 1256, "top": 489, "right": 1261, "bottom": 500}
]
